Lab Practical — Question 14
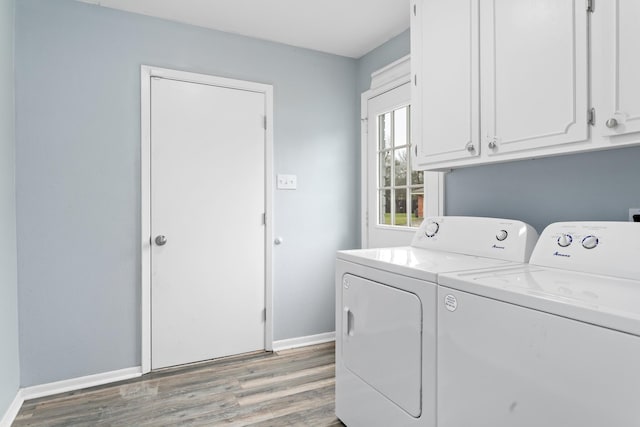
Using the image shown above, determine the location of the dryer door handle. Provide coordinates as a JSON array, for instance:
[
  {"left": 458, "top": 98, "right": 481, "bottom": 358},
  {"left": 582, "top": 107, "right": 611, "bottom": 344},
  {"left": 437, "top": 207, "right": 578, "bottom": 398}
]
[{"left": 343, "top": 307, "right": 354, "bottom": 336}]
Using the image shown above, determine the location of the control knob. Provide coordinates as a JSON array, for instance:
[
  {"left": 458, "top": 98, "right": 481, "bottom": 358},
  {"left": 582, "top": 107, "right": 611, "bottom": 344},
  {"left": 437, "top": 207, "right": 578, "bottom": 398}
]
[
  {"left": 496, "top": 230, "right": 508, "bottom": 241},
  {"left": 557, "top": 234, "right": 573, "bottom": 248},
  {"left": 425, "top": 222, "right": 440, "bottom": 238},
  {"left": 582, "top": 235, "right": 599, "bottom": 250}
]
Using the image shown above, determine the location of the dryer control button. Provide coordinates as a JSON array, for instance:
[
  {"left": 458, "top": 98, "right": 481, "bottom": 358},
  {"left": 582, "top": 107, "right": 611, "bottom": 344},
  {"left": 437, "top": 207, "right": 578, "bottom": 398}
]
[
  {"left": 496, "top": 230, "right": 508, "bottom": 241},
  {"left": 582, "top": 235, "right": 599, "bottom": 250},
  {"left": 425, "top": 222, "right": 440, "bottom": 238},
  {"left": 557, "top": 234, "right": 573, "bottom": 247}
]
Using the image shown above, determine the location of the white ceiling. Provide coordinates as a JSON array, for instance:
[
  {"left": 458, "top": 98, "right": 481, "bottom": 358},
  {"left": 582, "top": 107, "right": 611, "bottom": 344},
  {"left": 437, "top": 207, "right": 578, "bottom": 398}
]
[{"left": 77, "top": 0, "right": 410, "bottom": 58}]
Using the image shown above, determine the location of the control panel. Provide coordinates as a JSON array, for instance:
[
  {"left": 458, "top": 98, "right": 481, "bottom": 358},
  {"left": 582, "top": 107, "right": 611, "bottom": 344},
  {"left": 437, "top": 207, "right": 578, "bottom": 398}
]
[
  {"left": 530, "top": 222, "right": 640, "bottom": 280},
  {"left": 411, "top": 216, "right": 539, "bottom": 263}
]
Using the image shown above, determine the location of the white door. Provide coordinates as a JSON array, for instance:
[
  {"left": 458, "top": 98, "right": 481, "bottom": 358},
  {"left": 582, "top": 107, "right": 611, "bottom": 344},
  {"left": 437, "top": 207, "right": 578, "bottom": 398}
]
[
  {"left": 150, "top": 77, "right": 266, "bottom": 370},
  {"left": 411, "top": 0, "right": 480, "bottom": 167},
  {"left": 596, "top": 0, "right": 640, "bottom": 137},
  {"left": 367, "top": 83, "right": 421, "bottom": 248},
  {"left": 480, "top": 0, "right": 589, "bottom": 155}
]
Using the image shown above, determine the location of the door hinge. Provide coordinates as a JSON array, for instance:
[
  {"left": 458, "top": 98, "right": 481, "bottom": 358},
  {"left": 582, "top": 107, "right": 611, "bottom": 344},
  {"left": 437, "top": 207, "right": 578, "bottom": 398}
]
[
  {"left": 413, "top": 3, "right": 417, "bottom": 16},
  {"left": 263, "top": 116, "right": 267, "bottom": 130},
  {"left": 262, "top": 308, "right": 267, "bottom": 322},
  {"left": 588, "top": 108, "right": 596, "bottom": 126},
  {"left": 414, "top": 74, "right": 418, "bottom": 86},
  {"left": 262, "top": 213, "right": 266, "bottom": 225},
  {"left": 586, "top": 0, "right": 594, "bottom": 13}
]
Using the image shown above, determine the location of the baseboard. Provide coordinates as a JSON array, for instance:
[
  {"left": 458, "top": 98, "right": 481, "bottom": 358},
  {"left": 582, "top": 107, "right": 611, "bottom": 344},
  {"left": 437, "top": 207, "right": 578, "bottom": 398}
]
[
  {"left": 0, "top": 389, "right": 24, "bottom": 427},
  {"left": 21, "top": 366, "right": 142, "bottom": 401},
  {"left": 272, "top": 331, "right": 335, "bottom": 351}
]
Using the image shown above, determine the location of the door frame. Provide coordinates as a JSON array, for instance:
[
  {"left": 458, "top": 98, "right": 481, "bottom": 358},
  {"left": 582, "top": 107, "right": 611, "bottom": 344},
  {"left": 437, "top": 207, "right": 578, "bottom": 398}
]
[
  {"left": 140, "top": 65, "right": 274, "bottom": 374},
  {"left": 361, "top": 56, "right": 444, "bottom": 248}
]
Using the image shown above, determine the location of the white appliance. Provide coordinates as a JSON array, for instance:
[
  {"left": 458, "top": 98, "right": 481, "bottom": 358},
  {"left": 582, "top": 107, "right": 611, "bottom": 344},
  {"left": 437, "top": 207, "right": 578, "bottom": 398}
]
[
  {"left": 335, "top": 216, "right": 538, "bottom": 427},
  {"left": 437, "top": 222, "right": 640, "bottom": 427}
]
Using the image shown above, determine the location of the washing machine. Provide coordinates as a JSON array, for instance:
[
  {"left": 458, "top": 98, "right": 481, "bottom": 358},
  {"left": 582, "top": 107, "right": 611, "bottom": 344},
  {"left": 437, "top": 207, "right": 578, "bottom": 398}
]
[
  {"left": 335, "top": 216, "right": 539, "bottom": 427},
  {"left": 437, "top": 221, "right": 640, "bottom": 427}
]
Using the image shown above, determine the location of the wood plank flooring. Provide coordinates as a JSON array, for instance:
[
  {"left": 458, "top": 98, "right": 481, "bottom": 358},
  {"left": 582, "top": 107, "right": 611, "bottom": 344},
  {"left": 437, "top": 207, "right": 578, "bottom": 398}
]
[{"left": 13, "top": 342, "right": 344, "bottom": 426}]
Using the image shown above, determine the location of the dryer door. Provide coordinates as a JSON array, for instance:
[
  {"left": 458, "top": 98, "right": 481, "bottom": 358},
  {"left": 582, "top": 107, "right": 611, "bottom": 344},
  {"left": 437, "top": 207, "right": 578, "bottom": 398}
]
[{"left": 342, "top": 274, "right": 422, "bottom": 417}]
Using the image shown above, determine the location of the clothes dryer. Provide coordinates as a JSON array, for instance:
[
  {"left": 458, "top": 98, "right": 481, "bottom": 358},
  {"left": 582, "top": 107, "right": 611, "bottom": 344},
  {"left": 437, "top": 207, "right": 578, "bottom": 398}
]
[
  {"left": 437, "top": 222, "right": 640, "bottom": 427},
  {"left": 335, "top": 216, "right": 538, "bottom": 427}
]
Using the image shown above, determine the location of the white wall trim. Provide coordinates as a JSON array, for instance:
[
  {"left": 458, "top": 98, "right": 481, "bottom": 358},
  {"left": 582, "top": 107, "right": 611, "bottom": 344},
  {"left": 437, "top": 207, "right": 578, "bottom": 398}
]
[
  {"left": 21, "top": 367, "right": 142, "bottom": 401},
  {"left": 272, "top": 332, "right": 335, "bottom": 352},
  {"left": 140, "top": 65, "right": 274, "bottom": 373},
  {"left": 370, "top": 55, "right": 411, "bottom": 91},
  {"left": 0, "top": 390, "right": 24, "bottom": 427},
  {"left": 0, "top": 367, "right": 143, "bottom": 425}
]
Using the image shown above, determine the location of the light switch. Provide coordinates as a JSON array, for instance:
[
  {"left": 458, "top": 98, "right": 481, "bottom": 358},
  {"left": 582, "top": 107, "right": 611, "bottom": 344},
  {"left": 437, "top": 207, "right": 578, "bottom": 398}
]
[{"left": 277, "top": 174, "right": 297, "bottom": 190}]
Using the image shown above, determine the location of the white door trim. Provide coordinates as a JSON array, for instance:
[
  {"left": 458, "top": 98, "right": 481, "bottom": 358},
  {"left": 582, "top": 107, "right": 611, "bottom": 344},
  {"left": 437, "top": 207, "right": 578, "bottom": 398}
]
[
  {"left": 140, "top": 65, "right": 274, "bottom": 374},
  {"left": 361, "top": 56, "right": 444, "bottom": 248}
]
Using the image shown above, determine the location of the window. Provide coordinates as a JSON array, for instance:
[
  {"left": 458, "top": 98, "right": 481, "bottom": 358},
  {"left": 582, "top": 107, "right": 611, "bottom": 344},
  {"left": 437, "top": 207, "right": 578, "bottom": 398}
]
[{"left": 377, "top": 106, "right": 424, "bottom": 228}]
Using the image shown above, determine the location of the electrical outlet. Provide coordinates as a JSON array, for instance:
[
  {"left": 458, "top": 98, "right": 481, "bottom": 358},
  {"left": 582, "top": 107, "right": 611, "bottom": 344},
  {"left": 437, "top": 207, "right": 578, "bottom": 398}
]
[
  {"left": 276, "top": 174, "right": 297, "bottom": 190},
  {"left": 629, "top": 208, "right": 640, "bottom": 222}
]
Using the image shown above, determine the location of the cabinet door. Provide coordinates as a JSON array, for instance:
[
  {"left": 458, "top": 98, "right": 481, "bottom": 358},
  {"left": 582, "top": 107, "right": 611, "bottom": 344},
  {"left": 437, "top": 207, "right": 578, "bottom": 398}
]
[
  {"left": 411, "top": 0, "right": 480, "bottom": 168},
  {"left": 342, "top": 274, "right": 423, "bottom": 417},
  {"left": 480, "top": 0, "right": 589, "bottom": 156},
  {"left": 597, "top": 0, "right": 640, "bottom": 137}
]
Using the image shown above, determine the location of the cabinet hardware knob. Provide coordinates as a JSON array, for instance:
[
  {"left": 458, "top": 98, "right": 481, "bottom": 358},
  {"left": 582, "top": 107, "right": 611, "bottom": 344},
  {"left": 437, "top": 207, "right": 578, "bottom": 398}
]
[
  {"left": 606, "top": 118, "right": 618, "bottom": 128},
  {"left": 155, "top": 235, "right": 167, "bottom": 246},
  {"left": 488, "top": 141, "right": 497, "bottom": 149},
  {"left": 466, "top": 144, "right": 475, "bottom": 152}
]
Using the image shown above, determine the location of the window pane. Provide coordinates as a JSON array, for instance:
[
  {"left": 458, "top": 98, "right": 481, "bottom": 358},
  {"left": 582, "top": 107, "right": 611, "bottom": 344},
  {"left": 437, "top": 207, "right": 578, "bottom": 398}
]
[
  {"left": 380, "top": 151, "right": 391, "bottom": 188},
  {"left": 379, "top": 112, "right": 392, "bottom": 150},
  {"left": 394, "top": 148, "right": 407, "bottom": 186},
  {"left": 411, "top": 170, "right": 424, "bottom": 185},
  {"left": 380, "top": 189, "right": 392, "bottom": 225},
  {"left": 410, "top": 188, "right": 424, "bottom": 228},
  {"left": 393, "top": 107, "right": 408, "bottom": 147},
  {"left": 395, "top": 188, "right": 408, "bottom": 226}
]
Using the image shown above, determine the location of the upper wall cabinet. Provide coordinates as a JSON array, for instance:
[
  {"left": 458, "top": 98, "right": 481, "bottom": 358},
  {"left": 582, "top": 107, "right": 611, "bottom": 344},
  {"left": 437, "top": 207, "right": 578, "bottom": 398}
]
[
  {"left": 410, "top": 0, "right": 480, "bottom": 165},
  {"left": 593, "top": 0, "right": 640, "bottom": 139},
  {"left": 480, "top": 0, "right": 588, "bottom": 156},
  {"left": 412, "top": 0, "right": 640, "bottom": 171}
]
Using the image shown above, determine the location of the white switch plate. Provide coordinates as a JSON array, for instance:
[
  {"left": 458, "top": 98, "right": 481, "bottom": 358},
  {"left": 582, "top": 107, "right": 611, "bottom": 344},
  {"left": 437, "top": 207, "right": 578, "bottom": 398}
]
[
  {"left": 277, "top": 174, "right": 297, "bottom": 190},
  {"left": 630, "top": 208, "right": 640, "bottom": 222}
]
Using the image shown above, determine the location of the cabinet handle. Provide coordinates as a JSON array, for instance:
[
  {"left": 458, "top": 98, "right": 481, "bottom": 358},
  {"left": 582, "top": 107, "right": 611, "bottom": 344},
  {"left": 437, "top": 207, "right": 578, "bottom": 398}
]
[
  {"left": 488, "top": 141, "right": 497, "bottom": 149},
  {"left": 466, "top": 143, "right": 475, "bottom": 153},
  {"left": 606, "top": 118, "right": 618, "bottom": 129}
]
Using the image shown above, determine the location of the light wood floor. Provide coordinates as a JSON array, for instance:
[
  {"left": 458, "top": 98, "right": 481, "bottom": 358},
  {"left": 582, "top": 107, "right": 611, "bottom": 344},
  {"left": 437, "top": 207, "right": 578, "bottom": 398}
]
[{"left": 14, "top": 342, "right": 343, "bottom": 426}]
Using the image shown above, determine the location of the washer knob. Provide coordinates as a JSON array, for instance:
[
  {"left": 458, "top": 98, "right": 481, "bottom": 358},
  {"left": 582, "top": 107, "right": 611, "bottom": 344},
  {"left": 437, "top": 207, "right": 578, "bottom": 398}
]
[
  {"left": 582, "top": 235, "right": 599, "bottom": 250},
  {"left": 496, "top": 230, "right": 508, "bottom": 241},
  {"left": 425, "top": 222, "right": 440, "bottom": 238},
  {"left": 557, "top": 234, "right": 573, "bottom": 248}
]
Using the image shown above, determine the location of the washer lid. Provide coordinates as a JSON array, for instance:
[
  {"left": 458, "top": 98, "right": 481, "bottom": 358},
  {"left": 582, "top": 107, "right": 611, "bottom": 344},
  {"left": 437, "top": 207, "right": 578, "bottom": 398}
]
[
  {"left": 337, "top": 246, "right": 517, "bottom": 282},
  {"left": 439, "top": 265, "right": 640, "bottom": 336}
]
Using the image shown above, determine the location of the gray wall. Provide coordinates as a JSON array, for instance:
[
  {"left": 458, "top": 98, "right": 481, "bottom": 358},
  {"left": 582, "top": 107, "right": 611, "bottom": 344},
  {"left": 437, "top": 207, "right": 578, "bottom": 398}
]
[
  {"left": 445, "top": 147, "right": 640, "bottom": 233},
  {"left": 0, "top": 0, "right": 20, "bottom": 415},
  {"left": 357, "top": 31, "right": 640, "bottom": 234},
  {"left": 16, "top": 0, "right": 358, "bottom": 386}
]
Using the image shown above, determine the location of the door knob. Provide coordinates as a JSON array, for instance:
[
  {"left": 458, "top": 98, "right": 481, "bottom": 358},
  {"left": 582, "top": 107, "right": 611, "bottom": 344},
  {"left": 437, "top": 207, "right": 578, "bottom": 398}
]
[
  {"left": 606, "top": 118, "right": 618, "bottom": 128},
  {"left": 155, "top": 235, "right": 167, "bottom": 246}
]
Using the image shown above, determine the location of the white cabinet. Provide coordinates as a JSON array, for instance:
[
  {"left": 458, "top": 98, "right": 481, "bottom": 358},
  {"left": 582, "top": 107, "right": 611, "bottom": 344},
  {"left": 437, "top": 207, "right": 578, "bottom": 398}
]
[
  {"left": 410, "top": 0, "right": 480, "bottom": 164},
  {"left": 593, "top": 0, "right": 640, "bottom": 139},
  {"left": 480, "top": 0, "right": 589, "bottom": 156},
  {"left": 412, "top": 0, "right": 639, "bottom": 171}
]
